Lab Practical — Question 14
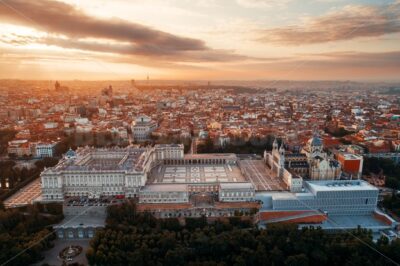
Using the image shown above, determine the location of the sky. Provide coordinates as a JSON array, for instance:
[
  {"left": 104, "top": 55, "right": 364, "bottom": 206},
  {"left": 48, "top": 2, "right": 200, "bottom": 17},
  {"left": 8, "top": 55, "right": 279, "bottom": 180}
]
[{"left": 0, "top": 0, "right": 399, "bottom": 81}]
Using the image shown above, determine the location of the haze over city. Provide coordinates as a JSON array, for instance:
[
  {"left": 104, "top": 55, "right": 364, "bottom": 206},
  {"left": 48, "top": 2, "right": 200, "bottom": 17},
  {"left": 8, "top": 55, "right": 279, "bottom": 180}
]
[{"left": 0, "top": 0, "right": 400, "bottom": 81}]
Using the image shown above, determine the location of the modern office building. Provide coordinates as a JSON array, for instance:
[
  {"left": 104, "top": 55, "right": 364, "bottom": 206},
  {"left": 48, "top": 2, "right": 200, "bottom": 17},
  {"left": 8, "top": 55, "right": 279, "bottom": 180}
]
[
  {"left": 256, "top": 180, "right": 397, "bottom": 231},
  {"left": 34, "top": 142, "right": 57, "bottom": 158},
  {"left": 271, "top": 180, "right": 378, "bottom": 215},
  {"left": 8, "top": 140, "right": 58, "bottom": 158}
]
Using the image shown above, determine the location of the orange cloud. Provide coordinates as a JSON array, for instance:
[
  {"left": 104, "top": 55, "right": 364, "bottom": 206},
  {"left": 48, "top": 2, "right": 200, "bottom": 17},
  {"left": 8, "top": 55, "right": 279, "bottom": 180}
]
[
  {"left": 258, "top": 3, "right": 400, "bottom": 45},
  {"left": 0, "top": 0, "right": 260, "bottom": 63}
]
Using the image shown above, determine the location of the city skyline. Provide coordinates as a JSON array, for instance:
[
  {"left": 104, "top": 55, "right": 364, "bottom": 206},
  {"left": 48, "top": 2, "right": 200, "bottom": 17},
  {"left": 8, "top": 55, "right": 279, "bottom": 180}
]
[
  {"left": 1, "top": 2, "right": 400, "bottom": 265},
  {"left": 0, "top": 0, "right": 400, "bottom": 81}
]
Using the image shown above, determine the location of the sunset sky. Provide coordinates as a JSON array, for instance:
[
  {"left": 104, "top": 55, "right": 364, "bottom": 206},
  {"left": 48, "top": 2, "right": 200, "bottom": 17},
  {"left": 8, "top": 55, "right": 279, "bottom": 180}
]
[{"left": 0, "top": 0, "right": 399, "bottom": 81}]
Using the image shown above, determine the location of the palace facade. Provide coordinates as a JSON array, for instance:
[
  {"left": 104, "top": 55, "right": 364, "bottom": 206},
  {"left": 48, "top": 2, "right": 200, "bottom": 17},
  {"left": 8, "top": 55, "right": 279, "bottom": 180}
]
[{"left": 40, "top": 144, "right": 256, "bottom": 203}]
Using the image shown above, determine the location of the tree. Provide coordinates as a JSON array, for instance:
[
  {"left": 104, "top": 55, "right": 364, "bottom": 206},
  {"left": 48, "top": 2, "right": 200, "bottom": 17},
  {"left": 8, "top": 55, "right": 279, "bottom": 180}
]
[
  {"left": 285, "top": 254, "right": 309, "bottom": 266},
  {"left": 0, "top": 204, "right": 62, "bottom": 266},
  {"left": 165, "top": 249, "right": 185, "bottom": 266},
  {"left": 86, "top": 201, "right": 400, "bottom": 266}
]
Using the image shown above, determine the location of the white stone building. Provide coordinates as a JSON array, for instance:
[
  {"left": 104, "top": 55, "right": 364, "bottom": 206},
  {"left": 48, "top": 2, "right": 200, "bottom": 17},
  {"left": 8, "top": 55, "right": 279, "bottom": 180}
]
[
  {"left": 265, "top": 134, "right": 341, "bottom": 191},
  {"left": 139, "top": 184, "right": 189, "bottom": 203},
  {"left": 40, "top": 143, "right": 258, "bottom": 205},
  {"left": 7, "top": 139, "right": 32, "bottom": 157},
  {"left": 131, "top": 115, "right": 157, "bottom": 142},
  {"left": 155, "top": 144, "right": 184, "bottom": 160},
  {"left": 301, "top": 134, "right": 341, "bottom": 180},
  {"left": 40, "top": 146, "right": 156, "bottom": 200},
  {"left": 219, "top": 183, "right": 255, "bottom": 202}
]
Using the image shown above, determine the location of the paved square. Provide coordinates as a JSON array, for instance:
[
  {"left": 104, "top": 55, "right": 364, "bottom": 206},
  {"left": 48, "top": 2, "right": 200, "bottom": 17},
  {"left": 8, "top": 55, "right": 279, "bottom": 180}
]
[
  {"left": 149, "top": 164, "right": 245, "bottom": 184},
  {"left": 164, "top": 173, "right": 187, "bottom": 178},
  {"left": 165, "top": 166, "right": 186, "bottom": 173},
  {"left": 239, "top": 160, "right": 286, "bottom": 191},
  {"left": 4, "top": 178, "right": 42, "bottom": 208}
]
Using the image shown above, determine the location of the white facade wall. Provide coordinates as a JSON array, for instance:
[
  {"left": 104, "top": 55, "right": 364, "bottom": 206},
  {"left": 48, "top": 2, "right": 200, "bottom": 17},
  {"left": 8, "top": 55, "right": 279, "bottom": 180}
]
[
  {"left": 41, "top": 170, "right": 146, "bottom": 200},
  {"left": 41, "top": 144, "right": 185, "bottom": 201},
  {"left": 272, "top": 181, "right": 379, "bottom": 215},
  {"left": 219, "top": 190, "right": 255, "bottom": 202},
  {"left": 155, "top": 144, "right": 184, "bottom": 160},
  {"left": 139, "top": 190, "right": 189, "bottom": 203},
  {"left": 219, "top": 183, "right": 255, "bottom": 202},
  {"left": 282, "top": 168, "right": 303, "bottom": 192}
]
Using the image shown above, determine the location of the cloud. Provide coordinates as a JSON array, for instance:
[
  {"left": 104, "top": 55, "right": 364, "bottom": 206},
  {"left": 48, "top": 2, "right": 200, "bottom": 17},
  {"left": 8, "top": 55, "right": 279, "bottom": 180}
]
[
  {"left": 0, "top": 0, "right": 209, "bottom": 55},
  {"left": 0, "top": 33, "right": 38, "bottom": 45},
  {"left": 1, "top": 45, "right": 400, "bottom": 80},
  {"left": 243, "top": 50, "right": 400, "bottom": 68},
  {"left": 303, "top": 51, "right": 400, "bottom": 68},
  {"left": 0, "top": 0, "right": 265, "bottom": 63},
  {"left": 230, "top": 50, "right": 400, "bottom": 80},
  {"left": 0, "top": 34, "right": 263, "bottom": 64},
  {"left": 258, "top": 2, "right": 400, "bottom": 45}
]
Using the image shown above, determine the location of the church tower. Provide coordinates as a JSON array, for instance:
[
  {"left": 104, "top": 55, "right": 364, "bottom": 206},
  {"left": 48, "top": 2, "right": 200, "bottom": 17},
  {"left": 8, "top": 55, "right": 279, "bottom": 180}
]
[
  {"left": 278, "top": 141, "right": 285, "bottom": 176},
  {"left": 279, "top": 141, "right": 285, "bottom": 168},
  {"left": 273, "top": 138, "right": 278, "bottom": 152},
  {"left": 309, "top": 132, "right": 323, "bottom": 156}
]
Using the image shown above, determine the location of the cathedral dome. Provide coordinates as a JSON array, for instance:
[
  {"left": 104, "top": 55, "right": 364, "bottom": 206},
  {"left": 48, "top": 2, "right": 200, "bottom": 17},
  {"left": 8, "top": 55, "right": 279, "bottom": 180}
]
[{"left": 65, "top": 148, "right": 76, "bottom": 158}]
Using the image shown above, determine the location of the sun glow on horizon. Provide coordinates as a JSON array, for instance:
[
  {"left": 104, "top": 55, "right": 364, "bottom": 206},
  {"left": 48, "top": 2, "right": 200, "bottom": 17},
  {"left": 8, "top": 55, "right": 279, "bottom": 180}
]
[{"left": 0, "top": 0, "right": 399, "bottom": 81}]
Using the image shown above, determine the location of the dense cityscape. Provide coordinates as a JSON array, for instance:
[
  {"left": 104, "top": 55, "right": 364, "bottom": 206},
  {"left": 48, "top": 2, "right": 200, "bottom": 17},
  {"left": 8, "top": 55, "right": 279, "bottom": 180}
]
[
  {"left": 1, "top": 0, "right": 400, "bottom": 265},
  {"left": 0, "top": 80, "right": 399, "bottom": 265}
]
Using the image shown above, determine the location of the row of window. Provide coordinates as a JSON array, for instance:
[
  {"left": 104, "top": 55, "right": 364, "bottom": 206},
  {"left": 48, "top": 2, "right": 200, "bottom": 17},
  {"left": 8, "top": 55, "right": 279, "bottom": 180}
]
[
  {"left": 44, "top": 194, "right": 62, "bottom": 199},
  {"left": 274, "top": 199, "right": 377, "bottom": 209},
  {"left": 140, "top": 198, "right": 187, "bottom": 203},
  {"left": 141, "top": 193, "right": 187, "bottom": 199},
  {"left": 63, "top": 175, "right": 126, "bottom": 186},
  {"left": 57, "top": 229, "right": 94, "bottom": 239},
  {"left": 221, "top": 191, "right": 254, "bottom": 197},
  {"left": 64, "top": 191, "right": 123, "bottom": 196},
  {"left": 220, "top": 198, "right": 250, "bottom": 201}
]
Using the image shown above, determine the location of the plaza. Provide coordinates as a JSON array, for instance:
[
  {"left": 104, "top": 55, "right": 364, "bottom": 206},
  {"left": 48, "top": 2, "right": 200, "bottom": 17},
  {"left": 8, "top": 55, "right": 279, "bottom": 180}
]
[
  {"left": 239, "top": 159, "right": 287, "bottom": 191},
  {"left": 4, "top": 178, "right": 42, "bottom": 208},
  {"left": 148, "top": 164, "right": 245, "bottom": 184}
]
